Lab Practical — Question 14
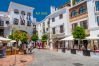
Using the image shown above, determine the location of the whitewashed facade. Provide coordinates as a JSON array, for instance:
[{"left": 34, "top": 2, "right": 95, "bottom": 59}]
[
  {"left": 87, "top": 0, "right": 99, "bottom": 37},
  {"left": 0, "top": 2, "right": 36, "bottom": 37},
  {"left": 37, "top": 6, "right": 71, "bottom": 49}
]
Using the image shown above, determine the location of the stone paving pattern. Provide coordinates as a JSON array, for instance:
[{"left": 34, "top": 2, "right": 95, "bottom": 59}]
[
  {"left": 0, "top": 54, "right": 34, "bottom": 66},
  {"left": 28, "top": 49, "right": 99, "bottom": 66}
]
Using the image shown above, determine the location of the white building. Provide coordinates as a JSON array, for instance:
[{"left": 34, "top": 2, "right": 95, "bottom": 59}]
[
  {"left": 0, "top": 12, "right": 10, "bottom": 37},
  {"left": 0, "top": 2, "right": 36, "bottom": 37},
  {"left": 37, "top": 4, "right": 71, "bottom": 49},
  {"left": 87, "top": 0, "right": 99, "bottom": 37},
  {"left": 8, "top": 2, "right": 35, "bottom": 36},
  {"left": 37, "top": 0, "right": 99, "bottom": 50}
]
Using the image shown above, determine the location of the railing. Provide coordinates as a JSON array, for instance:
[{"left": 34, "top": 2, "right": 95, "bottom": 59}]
[
  {"left": 27, "top": 23, "right": 31, "bottom": 26},
  {"left": 0, "top": 21, "right": 4, "bottom": 26}
]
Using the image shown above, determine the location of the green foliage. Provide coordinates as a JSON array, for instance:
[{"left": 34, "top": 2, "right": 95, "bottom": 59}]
[
  {"left": 31, "top": 34, "right": 38, "bottom": 42},
  {"left": 8, "top": 34, "right": 14, "bottom": 40},
  {"left": 72, "top": 0, "right": 76, "bottom": 5},
  {"left": 9, "top": 30, "right": 28, "bottom": 42},
  {"left": 41, "top": 34, "right": 48, "bottom": 42},
  {"left": 72, "top": 26, "right": 86, "bottom": 39},
  {"left": 20, "top": 32, "right": 28, "bottom": 42}
]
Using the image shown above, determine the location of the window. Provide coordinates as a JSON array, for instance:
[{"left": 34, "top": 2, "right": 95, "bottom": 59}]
[
  {"left": 14, "top": 9, "right": 19, "bottom": 14},
  {"left": 0, "top": 29, "right": 4, "bottom": 36},
  {"left": 6, "top": 21, "right": 9, "bottom": 25},
  {"left": 46, "top": 28, "right": 48, "bottom": 31},
  {"left": 79, "top": 6, "right": 87, "bottom": 14},
  {"left": 52, "top": 18, "right": 55, "bottom": 22},
  {"left": 21, "top": 11, "right": 25, "bottom": 15},
  {"left": 13, "top": 18, "right": 19, "bottom": 25},
  {"left": 0, "top": 20, "right": 4, "bottom": 26},
  {"left": 27, "top": 12, "right": 31, "bottom": 16},
  {"left": 21, "top": 19, "right": 25, "bottom": 25},
  {"left": 72, "top": 23, "right": 78, "bottom": 30},
  {"left": 76, "top": 0, "right": 84, "bottom": 3},
  {"left": 48, "top": 19, "right": 50, "bottom": 27},
  {"left": 60, "top": 25, "right": 64, "bottom": 33},
  {"left": 95, "top": 1, "right": 99, "bottom": 11},
  {"left": 80, "top": 20, "right": 88, "bottom": 29},
  {"left": 97, "top": 16, "right": 99, "bottom": 26},
  {"left": 27, "top": 21, "right": 31, "bottom": 26},
  {"left": 52, "top": 27, "right": 55, "bottom": 34},
  {"left": 43, "top": 22, "right": 45, "bottom": 26},
  {"left": 71, "top": 10, "right": 78, "bottom": 17},
  {"left": 43, "top": 28, "right": 45, "bottom": 33},
  {"left": 59, "top": 14, "right": 63, "bottom": 19}
]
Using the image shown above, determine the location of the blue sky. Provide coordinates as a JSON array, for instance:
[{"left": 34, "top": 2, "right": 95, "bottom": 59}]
[{"left": 0, "top": 0, "right": 69, "bottom": 22}]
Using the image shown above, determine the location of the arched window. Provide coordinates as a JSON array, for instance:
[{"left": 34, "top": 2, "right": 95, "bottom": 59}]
[
  {"left": 13, "top": 18, "right": 19, "bottom": 25},
  {"left": 95, "top": 1, "right": 99, "bottom": 11},
  {"left": 21, "top": 11, "right": 25, "bottom": 15},
  {"left": 14, "top": 9, "right": 19, "bottom": 14},
  {"left": 71, "top": 10, "right": 78, "bottom": 17},
  {"left": 79, "top": 6, "right": 87, "bottom": 14},
  {"left": 27, "top": 12, "right": 31, "bottom": 16}
]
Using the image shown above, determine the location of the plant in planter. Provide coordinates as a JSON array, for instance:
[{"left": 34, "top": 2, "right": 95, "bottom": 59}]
[
  {"left": 72, "top": 26, "right": 86, "bottom": 54},
  {"left": 31, "top": 34, "right": 39, "bottom": 48},
  {"left": 41, "top": 34, "right": 48, "bottom": 49},
  {"left": 83, "top": 40, "right": 90, "bottom": 56},
  {"left": 9, "top": 30, "right": 28, "bottom": 54}
]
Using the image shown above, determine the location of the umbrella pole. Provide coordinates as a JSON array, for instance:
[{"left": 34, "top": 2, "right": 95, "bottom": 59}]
[{"left": 13, "top": 44, "right": 17, "bottom": 66}]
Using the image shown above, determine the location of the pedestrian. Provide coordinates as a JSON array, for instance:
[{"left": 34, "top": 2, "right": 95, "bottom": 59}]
[
  {"left": 93, "top": 44, "right": 97, "bottom": 53},
  {"left": 2, "top": 44, "right": 6, "bottom": 57},
  {"left": 23, "top": 43, "right": 27, "bottom": 54}
]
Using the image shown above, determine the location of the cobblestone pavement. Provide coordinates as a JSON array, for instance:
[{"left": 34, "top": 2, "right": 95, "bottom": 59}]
[
  {"left": 28, "top": 49, "right": 99, "bottom": 66},
  {"left": 0, "top": 54, "right": 34, "bottom": 66}
]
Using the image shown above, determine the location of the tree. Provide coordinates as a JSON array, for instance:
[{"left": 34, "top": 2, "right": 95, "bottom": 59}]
[
  {"left": 72, "top": 26, "right": 86, "bottom": 39},
  {"left": 20, "top": 32, "right": 28, "bottom": 43},
  {"left": 72, "top": 0, "right": 76, "bottom": 5},
  {"left": 31, "top": 34, "right": 38, "bottom": 42},
  {"left": 8, "top": 34, "right": 14, "bottom": 40},
  {"left": 9, "top": 30, "right": 28, "bottom": 43},
  {"left": 41, "top": 34, "right": 48, "bottom": 48},
  {"left": 41, "top": 34, "right": 48, "bottom": 42},
  {"left": 72, "top": 26, "right": 86, "bottom": 49}
]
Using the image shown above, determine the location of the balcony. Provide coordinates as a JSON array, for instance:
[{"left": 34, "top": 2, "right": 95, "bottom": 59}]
[
  {"left": 0, "top": 21, "right": 4, "bottom": 26},
  {"left": 27, "top": 22, "right": 31, "bottom": 26},
  {"left": 0, "top": 21, "right": 10, "bottom": 27},
  {"left": 51, "top": 33, "right": 65, "bottom": 39}
]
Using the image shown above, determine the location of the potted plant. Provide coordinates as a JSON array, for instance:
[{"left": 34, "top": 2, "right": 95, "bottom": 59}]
[
  {"left": 83, "top": 40, "right": 90, "bottom": 56},
  {"left": 41, "top": 34, "right": 48, "bottom": 49},
  {"left": 72, "top": 26, "right": 86, "bottom": 54},
  {"left": 31, "top": 34, "right": 38, "bottom": 48},
  {"left": 71, "top": 40, "right": 78, "bottom": 54}
]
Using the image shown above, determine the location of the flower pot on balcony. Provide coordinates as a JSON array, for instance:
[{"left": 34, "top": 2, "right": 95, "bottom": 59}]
[
  {"left": 71, "top": 49, "right": 76, "bottom": 54},
  {"left": 83, "top": 50, "right": 90, "bottom": 56}
]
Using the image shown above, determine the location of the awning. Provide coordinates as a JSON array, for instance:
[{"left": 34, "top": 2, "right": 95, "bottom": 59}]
[
  {"left": 0, "top": 37, "right": 11, "bottom": 42},
  {"left": 86, "top": 36, "right": 99, "bottom": 40},
  {"left": 60, "top": 36, "right": 74, "bottom": 41},
  {"left": 10, "top": 40, "right": 16, "bottom": 42}
]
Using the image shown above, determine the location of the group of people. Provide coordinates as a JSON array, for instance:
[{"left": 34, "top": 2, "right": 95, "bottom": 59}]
[{"left": 19, "top": 41, "right": 43, "bottom": 54}]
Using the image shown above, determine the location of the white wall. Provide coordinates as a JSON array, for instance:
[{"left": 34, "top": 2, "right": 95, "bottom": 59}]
[
  {"left": 8, "top": 2, "right": 35, "bottom": 36},
  {"left": 87, "top": 0, "right": 97, "bottom": 30},
  {"left": 37, "top": 23, "right": 43, "bottom": 39},
  {"left": 50, "top": 8, "right": 71, "bottom": 36},
  {"left": 87, "top": 0, "right": 99, "bottom": 36}
]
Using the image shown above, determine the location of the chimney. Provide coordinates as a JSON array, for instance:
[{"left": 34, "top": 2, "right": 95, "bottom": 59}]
[{"left": 50, "top": 6, "right": 56, "bottom": 14}]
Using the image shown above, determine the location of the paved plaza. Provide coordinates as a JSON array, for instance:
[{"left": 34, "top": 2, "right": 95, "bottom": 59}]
[
  {"left": 28, "top": 49, "right": 99, "bottom": 66},
  {"left": 0, "top": 54, "right": 34, "bottom": 66},
  {"left": 0, "top": 49, "right": 99, "bottom": 66}
]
